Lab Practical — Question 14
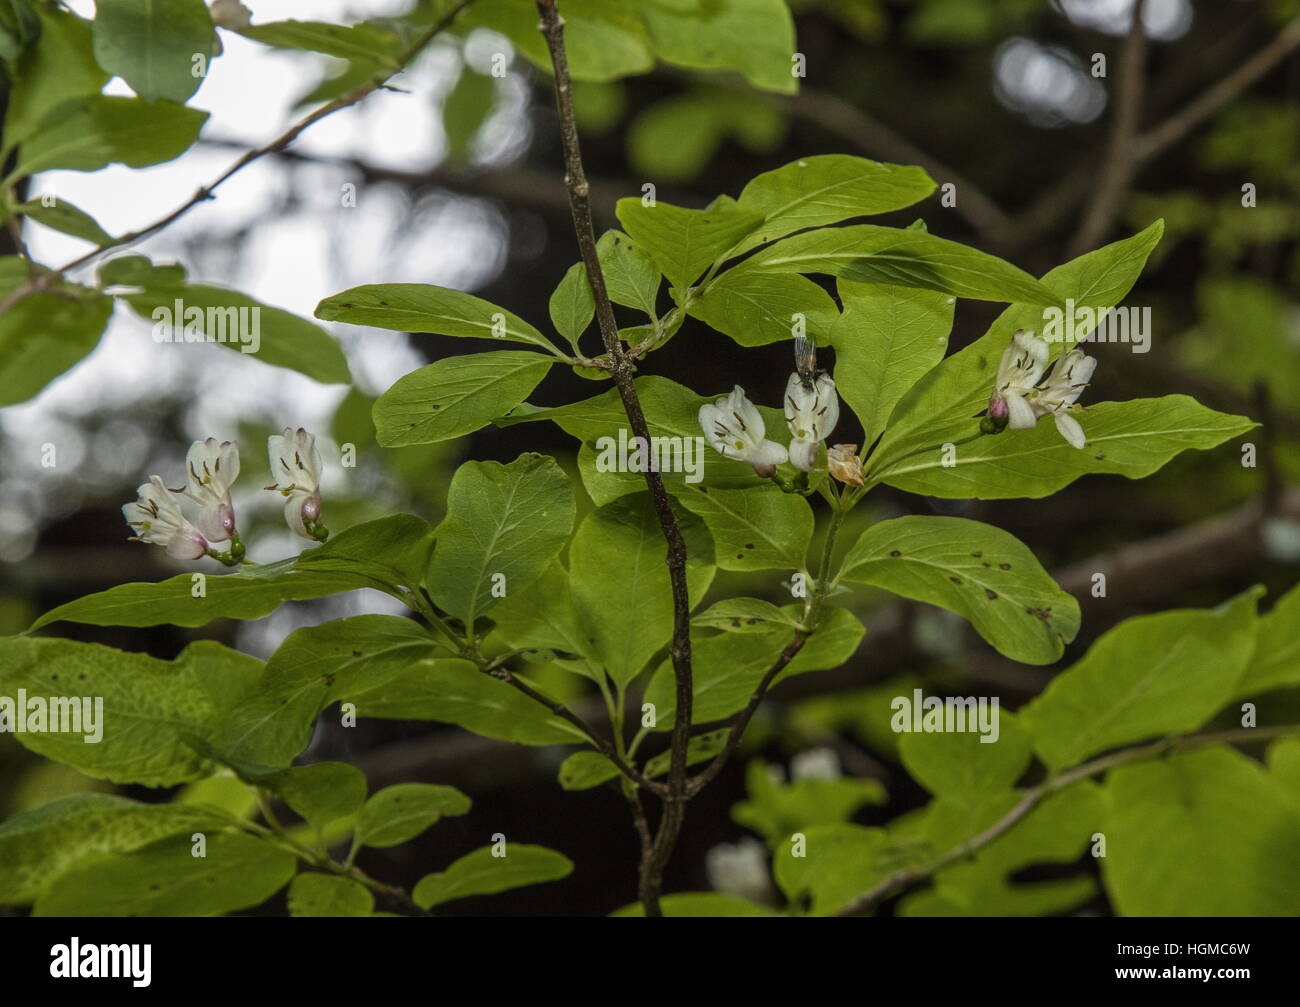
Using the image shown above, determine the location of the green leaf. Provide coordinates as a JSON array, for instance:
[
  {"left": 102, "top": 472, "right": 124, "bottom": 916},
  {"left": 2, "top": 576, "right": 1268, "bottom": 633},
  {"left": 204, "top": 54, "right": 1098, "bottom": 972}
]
[
  {"left": 288, "top": 873, "right": 374, "bottom": 917},
  {"left": 31, "top": 514, "right": 434, "bottom": 630},
  {"left": 615, "top": 198, "right": 764, "bottom": 294},
  {"left": 914, "top": 781, "right": 1102, "bottom": 917},
  {"left": 869, "top": 222, "right": 1165, "bottom": 474},
  {"left": 0, "top": 794, "right": 230, "bottom": 904},
  {"left": 898, "top": 710, "right": 1032, "bottom": 802},
  {"left": 640, "top": 0, "right": 798, "bottom": 95},
  {"left": 675, "top": 483, "right": 813, "bottom": 572},
  {"left": 0, "top": 0, "right": 41, "bottom": 66},
  {"left": 611, "top": 892, "right": 782, "bottom": 916},
  {"left": 773, "top": 823, "right": 889, "bottom": 915},
  {"left": 412, "top": 843, "right": 572, "bottom": 909},
  {"left": 1231, "top": 582, "right": 1300, "bottom": 699},
  {"left": 14, "top": 197, "right": 113, "bottom": 245},
  {"left": 443, "top": 65, "right": 496, "bottom": 159},
  {"left": 315, "top": 283, "right": 557, "bottom": 352},
  {"left": 732, "top": 155, "right": 938, "bottom": 256},
  {"left": 730, "top": 224, "right": 1063, "bottom": 306},
  {"left": 0, "top": 277, "right": 112, "bottom": 407},
  {"left": 829, "top": 280, "right": 954, "bottom": 448},
  {"left": 463, "top": 0, "right": 652, "bottom": 84},
  {"left": 838, "top": 515, "right": 1080, "bottom": 664},
  {"left": 373, "top": 350, "right": 552, "bottom": 447},
  {"left": 549, "top": 262, "right": 595, "bottom": 347},
  {"left": 1101, "top": 746, "right": 1300, "bottom": 915},
  {"left": 869, "top": 396, "right": 1256, "bottom": 500},
  {"left": 98, "top": 253, "right": 186, "bottom": 290},
  {"left": 123, "top": 284, "right": 351, "bottom": 385},
  {"left": 2, "top": 8, "right": 107, "bottom": 152},
  {"left": 33, "top": 831, "right": 296, "bottom": 916},
  {"left": 1018, "top": 588, "right": 1262, "bottom": 771},
  {"left": 692, "top": 598, "right": 800, "bottom": 634},
  {"left": 237, "top": 19, "right": 403, "bottom": 67},
  {"left": 4, "top": 94, "right": 207, "bottom": 183},
  {"left": 427, "top": 453, "right": 576, "bottom": 628},
  {"left": 0, "top": 638, "right": 262, "bottom": 786},
  {"left": 272, "top": 762, "right": 367, "bottom": 829},
  {"left": 216, "top": 615, "right": 436, "bottom": 768},
  {"left": 558, "top": 751, "right": 619, "bottom": 790},
  {"left": 734, "top": 758, "right": 886, "bottom": 842},
  {"left": 596, "top": 229, "right": 660, "bottom": 317},
  {"left": 689, "top": 270, "right": 840, "bottom": 347},
  {"left": 354, "top": 658, "right": 588, "bottom": 745},
  {"left": 569, "top": 493, "right": 715, "bottom": 686},
  {"left": 92, "top": 0, "right": 214, "bottom": 104},
  {"left": 356, "top": 783, "right": 471, "bottom": 848},
  {"left": 644, "top": 607, "right": 865, "bottom": 728},
  {"left": 489, "top": 560, "right": 598, "bottom": 673}
]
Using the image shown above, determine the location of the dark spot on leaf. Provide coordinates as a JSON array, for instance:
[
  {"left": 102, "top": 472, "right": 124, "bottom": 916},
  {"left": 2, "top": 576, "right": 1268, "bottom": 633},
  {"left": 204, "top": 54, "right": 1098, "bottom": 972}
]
[
  {"left": 971, "top": 551, "right": 983, "bottom": 558},
  {"left": 744, "top": 543, "right": 755, "bottom": 549},
  {"left": 352, "top": 651, "right": 363, "bottom": 657},
  {"left": 736, "top": 553, "right": 745, "bottom": 560},
  {"left": 949, "top": 576, "right": 962, "bottom": 585},
  {"left": 999, "top": 563, "right": 1012, "bottom": 570},
  {"left": 889, "top": 550, "right": 902, "bottom": 558},
  {"left": 1094, "top": 454, "right": 1106, "bottom": 461},
  {"left": 982, "top": 562, "right": 991, "bottom": 568},
  {"left": 431, "top": 404, "right": 441, "bottom": 410},
  {"left": 985, "top": 588, "right": 998, "bottom": 600},
  {"left": 746, "top": 617, "right": 763, "bottom": 625},
  {"left": 730, "top": 618, "right": 742, "bottom": 627}
]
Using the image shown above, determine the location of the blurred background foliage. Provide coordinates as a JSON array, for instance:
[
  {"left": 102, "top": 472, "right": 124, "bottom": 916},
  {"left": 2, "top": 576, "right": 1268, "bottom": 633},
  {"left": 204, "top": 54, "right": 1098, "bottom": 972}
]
[{"left": 1, "top": 0, "right": 1298, "bottom": 914}]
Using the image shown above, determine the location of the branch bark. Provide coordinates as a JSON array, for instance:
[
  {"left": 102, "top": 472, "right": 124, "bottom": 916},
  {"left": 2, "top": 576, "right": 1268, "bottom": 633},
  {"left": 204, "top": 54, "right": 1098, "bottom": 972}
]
[{"left": 534, "top": 0, "right": 694, "bottom": 917}]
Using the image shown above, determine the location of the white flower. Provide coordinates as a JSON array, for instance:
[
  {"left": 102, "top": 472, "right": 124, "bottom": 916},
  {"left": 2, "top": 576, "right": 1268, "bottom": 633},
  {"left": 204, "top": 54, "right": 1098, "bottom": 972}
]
[
  {"left": 699, "top": 386, "right": 789, "bottom": 478},
  {"left": 790, "top": 747, "right": 842, "bottom": 782},
  {"left": 784, "top": 372, "right": 839, "bottom": 472},
  {"left": 988, "top": 329, "right": 1049, "bottom": 430},
  {"left": 122, "top": 476, "right": 209, "bottom": 560},
  {"left": 1026, "top": 348, "right": 1097, "bottom": 449},
  {"left": 176, "top": 438, "right": 239, "bottom": 542},
  {"left": 705, "top": 838, "right": 773, "bottom": 905},
  {"left": 266, "top": 427, "right": 324, "bottom": 539}
]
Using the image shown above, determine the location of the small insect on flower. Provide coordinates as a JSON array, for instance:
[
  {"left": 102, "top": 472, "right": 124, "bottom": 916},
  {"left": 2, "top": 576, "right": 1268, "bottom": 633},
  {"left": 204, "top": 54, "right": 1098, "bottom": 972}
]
[
  {"left": 266, "top": 427, "right": 329, "bottom": 541},
  {"left": 122, "top": 476, "right": 210, "bottom": 560},
  {"left": 698, "top": 386, "right": 789, "bottom": 478},
  {"left": 785, "top": 332, "right": 840, "bottom": 472}
]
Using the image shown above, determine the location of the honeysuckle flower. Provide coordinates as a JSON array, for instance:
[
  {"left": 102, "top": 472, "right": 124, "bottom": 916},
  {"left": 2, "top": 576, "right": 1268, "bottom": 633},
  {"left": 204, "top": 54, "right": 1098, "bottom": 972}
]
[
  {"left": 705, "top": 838, "right": 774, "bottom": 905},
  {"left": 175, "top": 438, "right": 239, "bottom": 543},
  {"left": 988, "top": 329, "right": 1049, "bottom": 431},
  {"left": 1025, "top": 348, "right": 1097, "bottom": 449},
  {"left": 122, "top": 476, "right": 209, "bottom": 560},
  {"left": 699, "top": 386, "right": 788, "bottom": 478},
  {"left": 784, "top": 371, "right": 840, "bottom": 472},
  {"left": 826, "top": 443, "right": 865, "bottom": 488},
  {"left": 266, "top": 427, "right": 327, "bottom": 540}
]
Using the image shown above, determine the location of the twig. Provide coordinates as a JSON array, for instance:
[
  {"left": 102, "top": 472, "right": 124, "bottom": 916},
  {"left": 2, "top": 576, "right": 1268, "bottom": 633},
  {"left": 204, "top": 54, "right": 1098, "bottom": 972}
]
[
  {"left": 836, "top": 724, "right": 1300, "bottom": 916},
  {"left": 534, "top": 0, "right": 695, "bottom": 917},
  {"left": 0, "top": 0, "right": 478, "bottom": 315},
  {"left": 1068, "top": 0, "right": 1148, "bottom": 256}
]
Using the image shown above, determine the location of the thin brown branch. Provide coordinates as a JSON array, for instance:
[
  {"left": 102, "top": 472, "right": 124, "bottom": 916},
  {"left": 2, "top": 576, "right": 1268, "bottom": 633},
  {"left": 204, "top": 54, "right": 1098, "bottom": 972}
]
[
  {"left": 836, "top": 724, "right": 1300, "bottom": 916},
  {"left": 534, "top": 0, "right": 694, "bottom": 917},
  {"left": 0, "top": 0, "right": 478, "bottom": 316},
  {"left": 1068, "top": 0, "right": 1148, "bottom": 257},
  {"left": 687, "top": 633, "right": 808, "bottom": 795}
]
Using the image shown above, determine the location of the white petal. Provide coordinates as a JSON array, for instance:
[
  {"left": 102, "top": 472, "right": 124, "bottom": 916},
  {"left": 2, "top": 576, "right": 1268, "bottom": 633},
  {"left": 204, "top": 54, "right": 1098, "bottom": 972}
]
[
  {"left": 814, "top": 374, "right": 839, "bottom": 440},
  {"left": 788, "top": 437, "right": 819, "bottom": 471},
  {"left": 1005, "top": 392, "right": 1038, "bottom": 430},
  {"left": 1054, "top": 412, "right": 1086, "bottom": 449},
  {"left": 749, "top": 438, "right": 789, "bottom": 468},
  {"left": 728, "top": 387, "right": 765, "bottom": 442}
]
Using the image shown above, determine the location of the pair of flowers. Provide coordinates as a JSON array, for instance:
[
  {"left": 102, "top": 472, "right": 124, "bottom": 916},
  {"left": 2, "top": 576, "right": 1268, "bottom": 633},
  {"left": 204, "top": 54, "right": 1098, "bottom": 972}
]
[
  {"left": 122, "top": 428, "right": 326, "bottom": 563},
  {"left": 700, "top": 371, "right": 851, "bottom": 479},
  {"left": 988, "top": 331, "right": 1096, "bottom": 449}
]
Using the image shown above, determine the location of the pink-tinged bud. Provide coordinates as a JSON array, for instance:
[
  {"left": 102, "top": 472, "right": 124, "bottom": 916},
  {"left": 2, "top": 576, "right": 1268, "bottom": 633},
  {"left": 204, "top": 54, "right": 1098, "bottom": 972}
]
[
  {"left": 165, "top": 529, "right": 209, "bottom": 561},
  {"left": 987, "top": 395, "right": 1009, "bottom": 420},
  {"left": 217, "top": 502, "right": 237, "bottom": 537},
  {"left": 301, "top": 492, "right": 321, "bottom": 524},
  {"left": 750, "top": 461, "right": 778, "bottom": 479}
]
